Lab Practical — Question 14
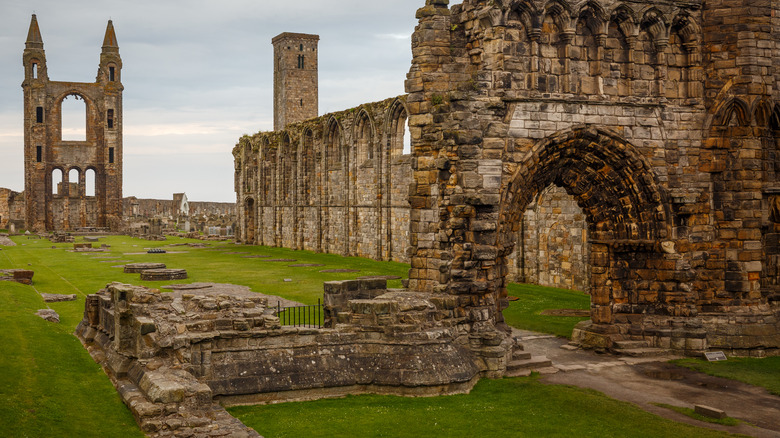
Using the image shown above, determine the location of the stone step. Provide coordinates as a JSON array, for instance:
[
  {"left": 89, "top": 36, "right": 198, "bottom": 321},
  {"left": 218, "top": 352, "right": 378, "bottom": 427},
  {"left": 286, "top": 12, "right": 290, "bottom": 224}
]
[
  {"left": 512, "top": 350, "right": 532, "bottom": 361},
  {"left": 613, "top": 347, "right": 669, "bottom": 358},
  {"left": 506, "top": 356, "right": 553, "bottom": 377},
  {"left": 613, "top": 340, "right": 652, "bottom": 350}
]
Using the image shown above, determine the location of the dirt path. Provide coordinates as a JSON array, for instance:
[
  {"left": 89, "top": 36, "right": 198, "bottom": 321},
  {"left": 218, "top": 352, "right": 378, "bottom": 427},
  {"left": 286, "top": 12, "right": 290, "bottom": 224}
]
[{"left": 513, "top": 329, "right": 780, "bottom": 437}]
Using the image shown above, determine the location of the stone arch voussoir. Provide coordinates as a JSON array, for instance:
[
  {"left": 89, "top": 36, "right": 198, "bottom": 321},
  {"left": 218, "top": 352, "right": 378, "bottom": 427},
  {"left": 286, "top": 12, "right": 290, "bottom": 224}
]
[
  {"left": 500, "top": 126, "right": 670, "bottom": 253},
  {"left": 495, "top": 127, "right": 675, "bottom": 332}
]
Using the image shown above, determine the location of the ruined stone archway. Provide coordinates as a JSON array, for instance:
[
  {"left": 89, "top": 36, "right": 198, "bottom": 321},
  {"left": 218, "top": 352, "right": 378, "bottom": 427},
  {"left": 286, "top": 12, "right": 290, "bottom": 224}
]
[{"left": 497, "top": 126, "right": 673, "bottom": 336}]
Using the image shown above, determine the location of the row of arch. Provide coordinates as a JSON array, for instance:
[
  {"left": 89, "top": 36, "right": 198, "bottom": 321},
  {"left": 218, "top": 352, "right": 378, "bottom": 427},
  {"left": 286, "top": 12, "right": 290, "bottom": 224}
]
[
  {"left": 712, "top": 96, "right": 780, "bottom": 129},
  {"left": 471, "top": 1, "right": 702, "bottom": 98},
  {"left": 51, "top": 167, "right": 96, "bottom": 197},
  {"left": 235, "top": 98, "right": 413, "bottom": 262},
  {"left": 497, "top": 0, "right": 700, "bottom": 44}
]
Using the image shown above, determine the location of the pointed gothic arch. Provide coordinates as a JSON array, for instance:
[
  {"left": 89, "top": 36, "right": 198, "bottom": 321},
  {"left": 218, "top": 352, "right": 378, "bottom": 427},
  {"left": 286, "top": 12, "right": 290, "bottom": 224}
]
[{"left": 497, "top": 127, "right": 672, "bottom": 327}]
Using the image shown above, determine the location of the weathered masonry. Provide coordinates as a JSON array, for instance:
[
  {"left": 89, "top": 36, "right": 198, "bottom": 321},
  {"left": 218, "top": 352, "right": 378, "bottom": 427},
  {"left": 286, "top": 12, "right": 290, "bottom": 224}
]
[
  {"left": 235, "top": 32, "right": 414, "bottom": 263},
  {"left": 23, "top": 15, "right": 123, "bottom": 232},
  {"left": 234, "top": 97, "right": 414, "bottom": 262},
  {"left": 236, "top": 0, "right": 780, "bottom": 357},
  {"left": 404, "top": 0, "right": 780, "bottom": 354}
]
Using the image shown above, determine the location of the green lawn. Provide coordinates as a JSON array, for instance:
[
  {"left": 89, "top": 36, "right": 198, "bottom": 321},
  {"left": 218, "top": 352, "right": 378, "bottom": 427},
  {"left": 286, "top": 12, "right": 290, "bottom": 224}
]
[
  {"left": 653, "top": 404, "right": 742, "bottom": 427},
  {"left": 502, "top": 283, "right": 591, "bottom": 338},
  {"left": 229, "top": 376, "right": 736, "bottom": 438},
  {"left": 672, "top": 357, "right": 780, "bottom": 396},
  {"left": 0, "top": 280, "right": 141, "bottom": 437},
  {"left": 0, "top": 234, "right": 752, "bottom": 437},
  {"left": 0, "top": 235, "right": 407, "bottom": 437}
]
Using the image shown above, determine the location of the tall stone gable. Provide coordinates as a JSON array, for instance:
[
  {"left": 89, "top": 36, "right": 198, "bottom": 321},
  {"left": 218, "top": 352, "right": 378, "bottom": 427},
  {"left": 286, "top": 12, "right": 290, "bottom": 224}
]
[
  {"left": 22, "top": 15, "right": 123, "bottom": 232},
  {"left": 272, "top": 33, "right": 319, "bottom": 131}
]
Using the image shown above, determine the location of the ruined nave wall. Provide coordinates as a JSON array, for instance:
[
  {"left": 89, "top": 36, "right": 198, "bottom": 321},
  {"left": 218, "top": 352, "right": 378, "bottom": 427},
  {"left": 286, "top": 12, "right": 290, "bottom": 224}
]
[{"left": 234, "top": 97, "right": 414, "bottom": 263}]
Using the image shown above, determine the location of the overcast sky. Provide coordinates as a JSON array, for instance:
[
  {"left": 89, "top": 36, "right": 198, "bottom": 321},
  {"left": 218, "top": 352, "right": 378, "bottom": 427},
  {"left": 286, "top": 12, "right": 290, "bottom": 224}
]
[{"left": 0, "top": 0, "right": 421, "bottom": 202}]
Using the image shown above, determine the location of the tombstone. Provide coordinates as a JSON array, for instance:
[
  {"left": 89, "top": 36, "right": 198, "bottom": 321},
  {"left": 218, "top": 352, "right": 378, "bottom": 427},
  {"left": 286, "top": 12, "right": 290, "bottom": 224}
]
[{"left": 9, "top": 223, "right": 15, "bottom": 234}]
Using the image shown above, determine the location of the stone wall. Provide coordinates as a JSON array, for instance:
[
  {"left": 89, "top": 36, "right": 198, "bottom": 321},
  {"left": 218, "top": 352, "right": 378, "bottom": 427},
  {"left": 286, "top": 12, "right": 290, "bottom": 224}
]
[
  {"left": 0, "top": 188, "right": 25, "bottom": 230},
  {"left": 232, "top": 0, "right": 780, "bottom": 355},
  {"left": 234, "top": 97, "right": 414, "bottom": 263},
  {"left": 123, "top": 196, "right": 236, "bottom": 237},
  {"left": 508, "top": 185, "right": 590, "bottom": 291},
  {"left": 402, "top": 0, "right": 780, "bottom": 354},
  {"left": 77, "top": 281, "right": 492, "bottom": 435},
  {"left": 22, "top": 16, "right": 123, "bottom": 232},
  {"left": 123, "top": 197, "right": 235, "bottom": 220},
  {"left": 273, "top": 33, "right": 319, "bottom": 131}
]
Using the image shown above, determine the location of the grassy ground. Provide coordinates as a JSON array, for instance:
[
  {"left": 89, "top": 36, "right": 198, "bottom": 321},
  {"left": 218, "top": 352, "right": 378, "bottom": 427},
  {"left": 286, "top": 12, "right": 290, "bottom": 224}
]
[
  {"left": 502, "top": 283, "right": 591, "bottom": 338},
  {"left": 672, "top": 357, "right": 780, "bottom": 396},
  {"left": 0, "top": 235, "right": 407, "bottom": 437},
  {"left": 653, "top": 404, "right": 742, "bottom": 427},
  {"left": 0, "top": 234, "right": 752, "bottom": 437},
  {"left": 229, "top": 375, "right": 736, "bottom": 438},
  {"left": 0, "top": 279, "right": 141, "bottom": 437}
]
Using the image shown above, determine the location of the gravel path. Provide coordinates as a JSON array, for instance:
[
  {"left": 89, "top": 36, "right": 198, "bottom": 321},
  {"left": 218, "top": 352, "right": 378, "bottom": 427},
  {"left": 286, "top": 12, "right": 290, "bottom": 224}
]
[{"left": 513, "top": 328, "right": 780, "bottom": 437}]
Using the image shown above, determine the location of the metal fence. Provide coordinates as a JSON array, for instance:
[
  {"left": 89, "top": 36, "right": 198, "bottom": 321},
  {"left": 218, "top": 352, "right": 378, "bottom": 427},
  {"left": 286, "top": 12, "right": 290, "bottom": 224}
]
[{"left": 276, "top": 299, "right": 323, "bottom": 328}]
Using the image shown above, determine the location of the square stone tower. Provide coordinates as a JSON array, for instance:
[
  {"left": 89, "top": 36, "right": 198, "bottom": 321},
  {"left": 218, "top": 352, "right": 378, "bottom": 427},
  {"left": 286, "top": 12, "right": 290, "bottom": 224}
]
[{"left": 272, "top": 33, "right": 319, "bottom": 131}]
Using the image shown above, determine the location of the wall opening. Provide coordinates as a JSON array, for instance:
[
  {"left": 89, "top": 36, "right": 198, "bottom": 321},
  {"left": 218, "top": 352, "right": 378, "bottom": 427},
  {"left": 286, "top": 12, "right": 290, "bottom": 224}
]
[
  {"left": 52, "top": 169, "right": 63, "bottom": 195},
  {"left": 61, "top": 95, "right": 87, "bottom": 141},
  {"left": 402, "top": 121, "right": 411, "bottom": 155},
  {"left": 511, "top": 185, "right": 590, "bottom": 291},
  {"left": 107, "top": 109, "right": 114, "bottom": 129},
  {"left": 32, "top": 62, "right": 38, "bottom": 79},
  {"left": 36, "top": 146, "right": 42, "bottom": 163},
  {"left": 109, "top": 147, "right": 115, "bottom": 164},
  {"left": 109, "top": 66, "right": 115, "bottom": 82},
  {"left": 389, "top": 102, "right": 409, "bottom": 157},
  {"left": 357, "top": 113, "right": 373, "bottom": 163},
  {"left": 68, "top": 168, "right": 80, "bottom": 197},
  {"left": 85, "top": 169, "right": 96, "bottom": 197},
  {"left": 303, "top": 130, "right": 315, "bottom": 204},
  {"left": 36, "top": 107, "right": 44, "bottom": 123},
  {"left": 498, "top": 128, "right": 670, "bottom": 328},
  {"left": 327, "top": 122, "right": 341, "bottom": 168},
  {"left": 245, "top": 198, "right": 256, "bottom": 243},
  {"left": 281, "top": 135, "right": 294, "bottom": 203}
]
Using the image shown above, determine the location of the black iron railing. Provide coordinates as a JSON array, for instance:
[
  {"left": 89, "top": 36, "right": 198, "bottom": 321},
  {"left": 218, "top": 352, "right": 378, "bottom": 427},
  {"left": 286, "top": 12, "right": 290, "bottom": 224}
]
[{"left": 276, "top": 299, "right": 323, "bottom": 328}]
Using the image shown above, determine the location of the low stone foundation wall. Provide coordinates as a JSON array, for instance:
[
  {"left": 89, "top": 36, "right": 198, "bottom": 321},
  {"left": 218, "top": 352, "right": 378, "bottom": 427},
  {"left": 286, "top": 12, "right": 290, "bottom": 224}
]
[
  {"left": 0, "top": 269, "right": 34, "bottom": 285},
  {"left": 140, "top": 269, "right": 187, "bottom": 281},
  {"left": 572, "top": 304, "right": 780, "bottom": 357},
  {"left": 124, "top": 263, "right": 166, "bottom": 274},
  {"left": 76, "top": 281, "right": 498, "bottom": 436}
]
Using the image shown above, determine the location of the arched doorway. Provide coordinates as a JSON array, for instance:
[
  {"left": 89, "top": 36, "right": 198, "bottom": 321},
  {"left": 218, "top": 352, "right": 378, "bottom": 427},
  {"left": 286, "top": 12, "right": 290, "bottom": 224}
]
[
  {"left": 510, "top": 184, "right": 590, "bottom": 292},
  {"left": 497, "top": 127, "right": 672, "bottom": 336}
]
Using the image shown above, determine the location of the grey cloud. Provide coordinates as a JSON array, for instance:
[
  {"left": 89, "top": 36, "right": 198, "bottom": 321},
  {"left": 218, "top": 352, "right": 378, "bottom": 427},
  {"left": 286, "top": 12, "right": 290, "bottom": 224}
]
[{"left": 0, "top": 0, "right": 421, "bottom": 202}]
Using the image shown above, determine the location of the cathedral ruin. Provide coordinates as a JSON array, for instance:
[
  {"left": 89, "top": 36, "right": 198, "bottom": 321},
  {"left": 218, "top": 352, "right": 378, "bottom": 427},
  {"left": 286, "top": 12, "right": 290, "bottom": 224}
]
[
  {"left": 71, "top": 0, "right": 780, "bottom": 434},
  {"left": 22, "top": 15, "right": 124, "bottom": 232},
  {"left": 235, "top": 0, "right": 780, "bottom": 354}
]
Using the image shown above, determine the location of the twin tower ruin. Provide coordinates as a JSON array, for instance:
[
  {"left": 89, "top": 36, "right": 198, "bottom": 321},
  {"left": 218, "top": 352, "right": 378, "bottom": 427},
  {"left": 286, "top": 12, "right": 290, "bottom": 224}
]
[
  {"left": 22, "top": 15, "right": 123, "bottom": 232},
  {"left": 236, "top": 0, "right": 780, "bottom": 355}
]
